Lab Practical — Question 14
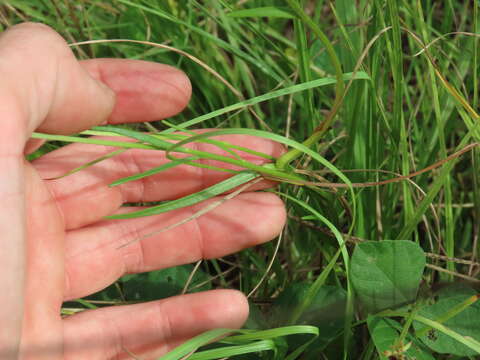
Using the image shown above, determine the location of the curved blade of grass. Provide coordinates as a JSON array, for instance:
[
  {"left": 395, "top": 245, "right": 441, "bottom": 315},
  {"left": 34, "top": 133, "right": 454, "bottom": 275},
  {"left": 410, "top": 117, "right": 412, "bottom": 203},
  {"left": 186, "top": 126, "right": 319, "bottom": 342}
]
[
  {"left": 109, "top": 156, "right": 199, "bottom": 187},
  {"left": 168, "top": 72, "right": 369, "bottom": 132},
  {"left": 30, "top": 132, "right": 157, "bottom": 150},
  {"left": 158, "top": 325, "right": 318, "bottom": 360},
  {"left": 222, "top": 325, "right": 318, "bottom": 343},
  {"left": 224, "top": 325, "right": 318, "bottom": 360},
  {"left": 274, "top": 193, "right": 351, "bottom": 298},
  {"left": 164, "top": 128, "right": 356, "bottom": 215},
  {"left": 92, "top": 126, "right": 305, "bottom": 183},
  {"left": 47, "top": 149, "right": 126, "bottom": 180},
  {"left": 288, "top": 248, "right": 342, "bottom": 325},
  {"left": 117, "top": 177, "right": 262, "bottom": 248},
  {"left": 187, "top": 340, "right": 276, "bottom": 360},
  {"left": 277, "top": 0, "right": 346, "bottom": 169},
  {"left": 274, "top": 191, "right": 354, "bottom": 360},
  {"left": 396, "top": 120, "right": 478, "bottom": 239},
  {"left": 117, "top": 0, "right": 283, "bottom": 82},
  {"left": 413, "top": 314, "right": 480, "bottom": 353},
  {"left": 161, "top": 119, "right": 273, "bottom": 161},
  {"left": 416, "top": 294, "right": 480, "bottom": 337},
  {"left": 157, "top": 328, "right": 233, "bottom": 360},
  {"left": 227, "top": 7, "right": 294, "bottom": 19},
  {"left": 380, "top": 309, "right": 480, "bottom": 354},
  {"left": 106, "top": 171, "right": 259, "bottom": 219}
]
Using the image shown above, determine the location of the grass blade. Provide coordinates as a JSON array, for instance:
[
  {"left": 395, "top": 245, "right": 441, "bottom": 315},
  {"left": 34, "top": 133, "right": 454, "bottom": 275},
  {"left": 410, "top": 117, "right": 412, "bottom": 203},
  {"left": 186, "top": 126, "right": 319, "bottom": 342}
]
[{"left": 106, "top": 171, "right": 259, "bottom": 219}]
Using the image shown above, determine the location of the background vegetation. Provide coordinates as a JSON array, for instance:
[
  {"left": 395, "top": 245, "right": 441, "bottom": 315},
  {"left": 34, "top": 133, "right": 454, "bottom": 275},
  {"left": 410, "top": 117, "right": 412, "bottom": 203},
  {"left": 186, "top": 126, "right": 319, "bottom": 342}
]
[{"left": 1, "top": 0, "right": 480, "bottom": 359}]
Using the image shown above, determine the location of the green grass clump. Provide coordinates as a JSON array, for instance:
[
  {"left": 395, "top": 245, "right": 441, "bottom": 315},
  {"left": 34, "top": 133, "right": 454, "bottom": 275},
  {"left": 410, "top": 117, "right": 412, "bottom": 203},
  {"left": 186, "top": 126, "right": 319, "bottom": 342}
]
[{"left": 3, "top": 0, "right": 480, "bottom": 359}]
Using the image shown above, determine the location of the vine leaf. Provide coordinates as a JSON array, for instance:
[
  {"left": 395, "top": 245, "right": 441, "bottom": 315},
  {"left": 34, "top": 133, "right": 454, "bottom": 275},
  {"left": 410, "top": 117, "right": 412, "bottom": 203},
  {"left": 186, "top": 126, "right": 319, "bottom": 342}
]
[{"left": 351, "top": 240, "right": 426, "bottom": 313}]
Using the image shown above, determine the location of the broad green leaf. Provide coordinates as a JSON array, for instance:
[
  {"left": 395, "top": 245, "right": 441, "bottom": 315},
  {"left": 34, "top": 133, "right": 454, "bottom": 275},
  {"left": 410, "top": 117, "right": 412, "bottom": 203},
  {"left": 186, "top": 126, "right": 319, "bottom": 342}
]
[
  {"left": 367, "top": 316, "right": 434, "bottom": 360},
  {"left": 228, "top": 7, "right": 294, "bottom": 19},
  {"left": 413, "top": 284, "right": 480, "bottom": 356},
  {"left": 351, "top": 240, "right": 426, "bottom": 312},
  {"left": 272, "top": 283, "right": 346, "bottom": 351}
]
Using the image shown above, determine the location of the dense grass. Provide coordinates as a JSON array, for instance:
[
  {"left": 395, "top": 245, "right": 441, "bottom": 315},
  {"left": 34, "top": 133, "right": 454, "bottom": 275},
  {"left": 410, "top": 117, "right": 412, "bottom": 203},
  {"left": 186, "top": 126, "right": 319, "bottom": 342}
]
[{"left": 2, "top": 1, "right": 480, "bottom": 359}]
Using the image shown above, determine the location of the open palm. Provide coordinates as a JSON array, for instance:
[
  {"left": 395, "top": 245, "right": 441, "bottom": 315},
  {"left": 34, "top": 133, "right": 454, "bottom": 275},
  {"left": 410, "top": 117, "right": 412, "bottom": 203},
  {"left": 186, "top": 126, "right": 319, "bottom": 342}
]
[{"left": 0, "top": 23, "right": 285, "bottom": 360}]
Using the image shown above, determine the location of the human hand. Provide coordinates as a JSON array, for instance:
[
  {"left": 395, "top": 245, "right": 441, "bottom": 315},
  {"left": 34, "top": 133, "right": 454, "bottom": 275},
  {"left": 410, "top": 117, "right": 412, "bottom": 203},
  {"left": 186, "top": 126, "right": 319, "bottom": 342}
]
[{"left": 0, "top": 23, "right": 286, "bottom": 359}]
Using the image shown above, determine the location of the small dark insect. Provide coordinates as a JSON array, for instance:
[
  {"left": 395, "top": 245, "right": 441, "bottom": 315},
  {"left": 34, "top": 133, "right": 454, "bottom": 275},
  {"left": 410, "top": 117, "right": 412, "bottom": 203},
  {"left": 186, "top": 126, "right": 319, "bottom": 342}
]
[{"left": 427, "top": 329, "right": 438, "bottom": 341}]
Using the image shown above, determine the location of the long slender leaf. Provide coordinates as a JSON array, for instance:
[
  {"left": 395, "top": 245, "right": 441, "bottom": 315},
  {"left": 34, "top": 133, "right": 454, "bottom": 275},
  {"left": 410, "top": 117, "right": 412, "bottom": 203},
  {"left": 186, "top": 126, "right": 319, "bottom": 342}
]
[
  {"left": 227, "top": 7, "right": 294, "bottom": 19},
  {"left": 106, "top": 171, "right": 259, "bottom": 219},
  {"left": 169, "top": 72, "right": 369, "bottom": 131}
]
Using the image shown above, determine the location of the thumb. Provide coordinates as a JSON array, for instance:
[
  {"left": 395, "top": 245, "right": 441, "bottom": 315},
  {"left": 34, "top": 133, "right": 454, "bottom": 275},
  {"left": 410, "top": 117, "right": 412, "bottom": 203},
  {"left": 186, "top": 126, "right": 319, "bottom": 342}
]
[
  {"left": 0, "top": 22, "right": 114, "bottom": 356},
  {"left": 0, "top": 22, "right": 115, "bottom": 144}
]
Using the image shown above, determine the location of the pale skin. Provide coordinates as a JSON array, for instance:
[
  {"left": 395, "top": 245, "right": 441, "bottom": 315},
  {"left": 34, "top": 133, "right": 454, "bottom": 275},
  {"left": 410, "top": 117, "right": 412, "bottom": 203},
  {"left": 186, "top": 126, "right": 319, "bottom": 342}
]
[{"left": 0, "top": 23, "right": 286, "bottom": 360}]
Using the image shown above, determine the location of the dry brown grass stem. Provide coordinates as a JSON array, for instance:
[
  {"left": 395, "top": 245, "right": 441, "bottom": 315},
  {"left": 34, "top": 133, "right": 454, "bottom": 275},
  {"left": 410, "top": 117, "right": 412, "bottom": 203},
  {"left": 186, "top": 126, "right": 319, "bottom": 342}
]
[
  {"left": 426, "top": 264, "right": 480, "bottom": 284},
  {"left": 290, "top": 142, "right": 478, "bottom": 189}
]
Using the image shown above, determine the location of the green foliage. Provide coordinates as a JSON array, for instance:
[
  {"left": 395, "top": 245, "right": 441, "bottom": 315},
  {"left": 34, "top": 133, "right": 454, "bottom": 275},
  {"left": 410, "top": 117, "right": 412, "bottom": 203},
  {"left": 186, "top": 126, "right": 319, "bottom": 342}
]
[
  {"left": 368, "top": 316, "right": 434, "bottom": 360},
  {"left": 121, "top": 265, "right": 211, "bottom": 301},
  {"left": 413, "top": 284, "right": 480, "bottom": 356},
  {"left": 351, "top": 240, "right": 426, "bottom": 313},
  {"left": 4, "top": 0, "right": 480, "bottom": 358},
  {"left": 227, "top": 7, "right": 294, "bottom": 19},
  {"left": 271, "top": 283, "right": 346, "bottom": 355}
]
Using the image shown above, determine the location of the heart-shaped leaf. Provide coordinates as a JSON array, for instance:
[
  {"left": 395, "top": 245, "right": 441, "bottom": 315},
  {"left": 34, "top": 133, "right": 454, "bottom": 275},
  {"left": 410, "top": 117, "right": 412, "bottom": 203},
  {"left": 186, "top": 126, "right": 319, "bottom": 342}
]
[{"left": 351, "top": 240, "right": 426, "bottom": 313}]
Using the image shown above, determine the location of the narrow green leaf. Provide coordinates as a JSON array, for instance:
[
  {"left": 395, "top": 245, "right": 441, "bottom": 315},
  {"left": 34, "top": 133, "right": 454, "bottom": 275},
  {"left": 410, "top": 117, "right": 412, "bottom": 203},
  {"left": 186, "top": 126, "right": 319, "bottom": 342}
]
[
  {"left": 117, "top": 0, "right": 284, "bottom": 82},
  {"left": 368, "top": 316, "right": 434, "bottom": 360},
  {"left": 413, "top": 314, "right": 480, "bottom": 355},
  {"left": 157, "top": 328, "right": 234, "bottom": 360},
  {"left": 188, "top": 340, "right": 276, "bottom": 360},
  {"left": 228, "top": 7, "right": 294, "bottom": 19},
  {"left": 164, "top": 128, "right": 355, "bottom": 204},
  {"left": 109, "top": 157, "right": 198, "bottom": 187},
  {"left": 49, "top": 149, "right": 126, "bottom": 180},
  {"left": 223, "top": 325, "right": 318, "bottom": 343},
  {"left": 106, "top": 171, "right": 259, "bottom": 219},
  {"left": 413, "top": 285, "right": 480, "bottom": 356},
  {"left": 30, "top": 132, "right": 156, "bottom": 150},
  {"left": 158, "top": 326, "right": 318, "bottom": 360},
  {"left": 170, "top": 72, "right": 369, "bottom": 131},
  {"left": 288, "top": 250, "right": 343, "bottom": 325}
]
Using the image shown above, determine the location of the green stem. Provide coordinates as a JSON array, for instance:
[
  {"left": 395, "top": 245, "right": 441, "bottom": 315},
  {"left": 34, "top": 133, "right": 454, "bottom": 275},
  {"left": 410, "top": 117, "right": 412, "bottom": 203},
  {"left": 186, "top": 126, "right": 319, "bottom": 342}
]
[
  {"left": 31, "top": 129, "right": 306, "bottom": 185},
  {"left": 30, "top": 132, "right": 156, "bottom": 150},
  {"left": 416, "top": 294, "right": 480, "bottom": 337},
  {"left": 276, "top": 0, "right": 345, "bottom": 169}
]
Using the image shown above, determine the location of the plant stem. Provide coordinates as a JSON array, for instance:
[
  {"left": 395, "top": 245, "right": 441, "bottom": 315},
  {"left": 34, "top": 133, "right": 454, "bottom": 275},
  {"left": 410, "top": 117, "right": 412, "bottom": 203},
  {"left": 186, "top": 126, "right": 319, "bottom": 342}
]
[{"left": 276, "top": 0, "right": 345, "bottom": 169}]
